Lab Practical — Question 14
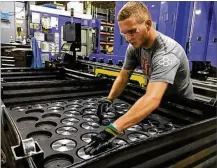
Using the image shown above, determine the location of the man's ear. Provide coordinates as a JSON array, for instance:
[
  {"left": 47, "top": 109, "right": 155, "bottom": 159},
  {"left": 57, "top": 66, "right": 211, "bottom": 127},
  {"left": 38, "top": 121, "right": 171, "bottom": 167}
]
[{"left": 146, "top": 20, "right": 152, "bottom": 30}]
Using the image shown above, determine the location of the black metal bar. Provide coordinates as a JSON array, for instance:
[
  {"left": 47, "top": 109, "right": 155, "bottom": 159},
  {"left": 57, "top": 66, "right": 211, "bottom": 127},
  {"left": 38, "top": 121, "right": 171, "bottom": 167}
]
[
  {"left": 3, "top": 90, "right": 109, "bottom": 105},
  {"left": 2, "top": 75, "right": 58, "bottom": 82},
  {"left": 1, "top": 43, "right": 31, "bottom": 48},
  {"left": 2, "top": 80, "right": 75, "bottom": 89},
  {"left": 1, "top": 56, "right": 15, "bottom": 59},
  {"left": 1, "top": 67, "right": 32, "bottom": 70},
  {"left": 2, "top": 64, "right": 15, "bottom": 67},
  {"left": 1, "top": 71, "right": 59, "bottom": 76},
  {"left": 64, "top": 68, "right": 95, "bottom": 78},
  {"left": 3, "top": 86, "right": 81, "bottom": 97},
  {"left": 65, "top": 73, "right": 87, "bottom": 80}
]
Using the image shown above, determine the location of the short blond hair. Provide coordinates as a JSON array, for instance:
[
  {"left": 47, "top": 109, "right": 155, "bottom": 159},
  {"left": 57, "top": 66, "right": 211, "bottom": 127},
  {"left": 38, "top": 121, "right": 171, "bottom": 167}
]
[{"left": 117, "top": 2, "right": 151, "bottom": 23}]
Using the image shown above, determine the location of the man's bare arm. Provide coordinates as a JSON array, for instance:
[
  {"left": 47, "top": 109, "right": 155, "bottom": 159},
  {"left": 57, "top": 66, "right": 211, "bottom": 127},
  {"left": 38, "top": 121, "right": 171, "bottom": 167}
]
[
  {"left": 107, "top": 69, "right": 134, "bottom": 101},
  {"left": 113, "top": 81, "right": 168, "bottom": 132}
]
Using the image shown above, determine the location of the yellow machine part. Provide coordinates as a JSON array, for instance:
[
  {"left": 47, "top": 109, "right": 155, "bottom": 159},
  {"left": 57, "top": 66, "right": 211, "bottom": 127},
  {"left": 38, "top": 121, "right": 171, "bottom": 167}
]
[{"left": 95, "top": 68, "right": 147, "bottom": 87}]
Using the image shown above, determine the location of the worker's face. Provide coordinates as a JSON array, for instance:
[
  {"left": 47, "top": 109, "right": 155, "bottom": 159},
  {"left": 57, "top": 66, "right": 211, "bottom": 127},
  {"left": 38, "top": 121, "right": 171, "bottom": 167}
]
[{"left": 118, "top": 17, "right": 152, "bottom": 48}]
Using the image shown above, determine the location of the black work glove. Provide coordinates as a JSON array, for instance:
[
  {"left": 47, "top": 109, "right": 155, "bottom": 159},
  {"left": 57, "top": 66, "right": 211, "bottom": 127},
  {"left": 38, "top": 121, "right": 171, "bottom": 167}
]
[
  {"left": 97, "top": 98, "right": 113, "bottom": 122},
  {"left": 84, "top": 124, "right": 121, "bottom": 155}
]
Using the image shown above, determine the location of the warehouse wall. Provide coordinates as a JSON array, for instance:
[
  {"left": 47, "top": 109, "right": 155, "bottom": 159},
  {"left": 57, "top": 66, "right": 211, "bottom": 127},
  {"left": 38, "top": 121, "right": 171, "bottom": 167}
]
[
  {"left": 0, "top": 1, "right": 16, "bottom": 43},
  {"left": 0, "top": 1, "right": 35, "bottom": 43}
]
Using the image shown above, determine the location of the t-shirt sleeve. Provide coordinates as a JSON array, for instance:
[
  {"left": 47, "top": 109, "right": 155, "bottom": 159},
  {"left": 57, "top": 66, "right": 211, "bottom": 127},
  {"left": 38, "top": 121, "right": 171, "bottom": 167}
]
[
  {"left": 122, "top": 45, "right": 137, "bottom": 70},
  {"left": 149, "top": 53, "right": 180, "bottom": 84}
]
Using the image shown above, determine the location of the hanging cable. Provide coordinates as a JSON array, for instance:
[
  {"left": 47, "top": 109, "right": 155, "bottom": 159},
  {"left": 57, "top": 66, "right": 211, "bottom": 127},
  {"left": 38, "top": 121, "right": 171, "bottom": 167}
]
[{"left": 8, "top": 4, "right": 25, "bottom": 16}]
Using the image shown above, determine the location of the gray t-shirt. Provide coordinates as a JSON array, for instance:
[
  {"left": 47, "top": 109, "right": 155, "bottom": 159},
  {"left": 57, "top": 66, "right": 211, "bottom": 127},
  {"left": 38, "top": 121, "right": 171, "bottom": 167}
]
[{"left": 123, "top": 31, "right": 195, "bottom": 99}]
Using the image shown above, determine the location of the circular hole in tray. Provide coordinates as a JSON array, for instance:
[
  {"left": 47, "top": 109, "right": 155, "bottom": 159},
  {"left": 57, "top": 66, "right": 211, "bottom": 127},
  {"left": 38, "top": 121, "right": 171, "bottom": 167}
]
[
  {"left": 163, "top": 122, "right": 181, "bottom": 130},
  {"left": 86, "top": 98, "right": 97, "bottom": 102},
  {"left": 32, "top": 104, "right": 47, "bottom": 109},
  {"left": 148, "top": 127, "right": 164, "bottom": 135},
  {"left": 113, "top": 103, "right": 129, "bottom": 109},
  {"left": 101, "top": 118, "right": 115, "bottom": 126},
  {"left": 11, "top": 106, "right": 28, "bottom": 112},
  {"left": 35, "top": 121, "right": 57, "bottom": 130},
  {"left": 51, "top": 139, "right": 76, "bottom": 152},
  {"left": 83, "top": 102, "right": 97, "bottom": 108},
  {"left": 47, "top": 106, "right": 64, "bottom": 113},
  {"left": 148, "top": 119, "right": 160, "bottom": 127},
  {"left": 44, "top": 154, "right": 74, "bottom": 168},
  {"left": 81, "top": 132, "right": 98, "bottom": 143},
  {"left": 108, "top": 107, "right": 116, "bottom": 112},
  {"left": 95, "top": 96, "right": 105, "bottom": 99},
  {"left": 27, "top": 131, "right": 52, "bottom": 140},
  {"left": 61, "top": 118, "right": 80, "bottom": 125},
  {"left": 51, "top": 101, "right": 66, "bottom": 107},
  {"left": 17, "top": 116, "right": 39, "bottom": 126},
  {"left": 127, "top": 125, "right": 143, "bottom": 132},
  {"left": 25, "top": 109, "right": 44, "bottom": 114},
  {"left": 66, "top": 104, "right": 82, "bottom": 109},
  {"left": 148, "top": 128, "right": 158, "bottom": 135},
  {"left": 102, "top": 112, "right": 116, "bottom": 119},
  {"left": 128, "top": 132, "right": 149, "bottom": 142},
  {"left": 82, "top": 114, "right": 99, "bottom": 122},
  {"left": 77, "top": 147, "right": 93, "bottom": 160},
  {"left": 163, "top": 123, "right": 174, "bottom": 130},
  {"left": 56, "top": 126, "right": 78, "bottom": 135},
  {"left": 42, "top": 113, "right": 61, "bottom": 120},
  {"left": 82, "top": 108, "right": 97, "bottom": 115},
  {"left": 116, "top": 109, "right": 128, "bottom": 115},
  {"left": 81, "top": 122, "right": 100, "bottom": 130},
  {"left": 82, "top": 97, "right": 92, "bottom": 101},
  {"left": 64, "top": 110, "right": 80, "bottom": 117},
  {"left": 112, "top": 138, "right": 128, "bottom": 146},
  {"left": 68, "top": 99, "right": 83, "bottom": 104}
]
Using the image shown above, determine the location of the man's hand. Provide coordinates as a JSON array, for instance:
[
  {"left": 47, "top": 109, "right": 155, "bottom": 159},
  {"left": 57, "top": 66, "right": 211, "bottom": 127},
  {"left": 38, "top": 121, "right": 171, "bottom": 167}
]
[
  {"left": 84, "top": 124, "right": 121, "bottom": 155},
  {"left": 97, "top": 98, "right": 113, "bottom": 122},
  {"left": 113, "top": 81, "right": 168, "bottom": 132}
]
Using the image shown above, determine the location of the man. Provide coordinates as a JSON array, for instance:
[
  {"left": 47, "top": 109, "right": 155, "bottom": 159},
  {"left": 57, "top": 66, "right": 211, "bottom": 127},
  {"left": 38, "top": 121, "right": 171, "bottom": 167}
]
[{"left": 84, "top": 2, "right": 194, "bottom": 155}]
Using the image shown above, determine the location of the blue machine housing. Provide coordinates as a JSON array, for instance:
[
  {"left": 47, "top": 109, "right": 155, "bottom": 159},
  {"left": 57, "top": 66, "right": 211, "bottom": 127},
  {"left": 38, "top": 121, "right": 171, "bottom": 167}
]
[{"left": 89, "top": 1, "right": 217, "bottom": 67}]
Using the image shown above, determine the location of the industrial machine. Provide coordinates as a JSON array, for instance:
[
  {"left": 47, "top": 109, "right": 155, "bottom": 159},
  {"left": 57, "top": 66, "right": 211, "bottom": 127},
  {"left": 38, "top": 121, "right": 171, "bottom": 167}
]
[
  {"left": 45, "top": 22, "right": 81, "bottom": 69},
  {"left": 1, "top": 67, "right": 217, "bottom": 168}
]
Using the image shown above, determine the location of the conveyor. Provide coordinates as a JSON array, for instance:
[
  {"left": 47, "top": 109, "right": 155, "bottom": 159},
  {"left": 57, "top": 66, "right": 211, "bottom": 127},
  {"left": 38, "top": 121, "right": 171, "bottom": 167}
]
[{"left": 1, "top": 67, "right": 217, "bottom": 168}]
